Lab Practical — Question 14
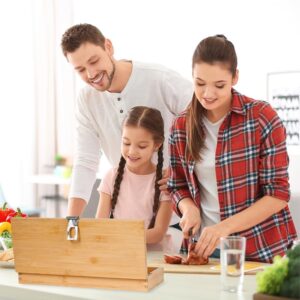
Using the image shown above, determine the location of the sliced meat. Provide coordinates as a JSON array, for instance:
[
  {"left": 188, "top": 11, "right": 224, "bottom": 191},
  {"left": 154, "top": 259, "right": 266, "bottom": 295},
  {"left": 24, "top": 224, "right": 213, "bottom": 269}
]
[
  {"left": 186, "top": 242, "right": 209, "bottom": 265},
  {"left": 186, "top": 250, "right": 209, "bottom": 265},
  {"left": 164, "top": 254, "right": 183, "bottom": 264},
  {"left": 164, "top": 242, "right": 209, "bottom": 265},
  {"left": 164, "top": 250, "right": 208, "bottom": 265}
]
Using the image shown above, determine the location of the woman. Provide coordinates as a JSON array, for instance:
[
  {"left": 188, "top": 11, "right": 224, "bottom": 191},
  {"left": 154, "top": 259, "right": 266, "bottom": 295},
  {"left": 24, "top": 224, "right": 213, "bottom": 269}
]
[{"left": 168, "top": 34, "right": 297, "bottom": 262}]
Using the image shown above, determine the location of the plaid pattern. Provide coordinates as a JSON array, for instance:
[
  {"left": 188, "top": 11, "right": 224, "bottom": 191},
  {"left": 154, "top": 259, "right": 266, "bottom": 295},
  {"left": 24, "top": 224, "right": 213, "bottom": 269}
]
[{"left": 168, "top": 89, "right": 297, "bottom": 262}]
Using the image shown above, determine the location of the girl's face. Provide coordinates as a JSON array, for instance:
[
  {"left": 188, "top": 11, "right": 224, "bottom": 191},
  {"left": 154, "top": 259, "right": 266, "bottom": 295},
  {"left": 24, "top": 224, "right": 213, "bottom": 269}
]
[
  {"left": 121, "top": 126, "right": 160, "bottom": 175},
  {"left": 193, "top": 62, "right": 238, "bottom": 122}
]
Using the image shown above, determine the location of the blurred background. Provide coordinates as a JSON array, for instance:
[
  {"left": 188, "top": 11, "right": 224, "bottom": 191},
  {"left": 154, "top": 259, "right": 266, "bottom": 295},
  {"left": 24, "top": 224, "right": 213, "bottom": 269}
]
[{"left": 0, "top": 0, "right": 299, "bottom": 233}]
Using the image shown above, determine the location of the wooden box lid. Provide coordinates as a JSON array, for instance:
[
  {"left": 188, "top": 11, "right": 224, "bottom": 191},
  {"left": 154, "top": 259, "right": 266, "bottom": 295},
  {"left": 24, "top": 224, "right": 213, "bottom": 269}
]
[{"left": 12, "top": 218, "right": 148, "bottom": 280}]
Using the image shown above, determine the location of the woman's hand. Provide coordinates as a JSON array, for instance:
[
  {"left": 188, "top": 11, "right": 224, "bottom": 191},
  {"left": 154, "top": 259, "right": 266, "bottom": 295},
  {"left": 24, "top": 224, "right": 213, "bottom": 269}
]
[
  {"left": 194, "top": 223, "right": 229, "bottom": 259},
  {"left": 178, "top": 199, "right": 201, "bottom": 239}
]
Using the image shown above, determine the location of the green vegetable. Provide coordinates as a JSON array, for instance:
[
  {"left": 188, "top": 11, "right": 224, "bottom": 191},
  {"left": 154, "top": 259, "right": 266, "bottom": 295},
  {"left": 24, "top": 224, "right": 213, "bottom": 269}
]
[
  {"left": 256, "top": 255, "right": 289, "bottom": 295},
  {"left": 2, "top": 237, "right": 13, "bottom": 248},
  {"left": 287, "top": 244, "right": 300, "bottom": 260},
  {"left": 256, "top": 245, "right": 300, "bottom": 298},
  {"left": 0, "top": 227, "right": 13, "bottom": 249},
  {"left": 287, "top": 257, "right": 300, "bottom": 278},
  {"left": 1, "top": 230, "right": 11, "bottom": 238},
  {"left": 279, "top": 245, "right": 300, "bottom": 298},
  {"left": 279, "top": 277, "right": 300, "bottom": 299}
]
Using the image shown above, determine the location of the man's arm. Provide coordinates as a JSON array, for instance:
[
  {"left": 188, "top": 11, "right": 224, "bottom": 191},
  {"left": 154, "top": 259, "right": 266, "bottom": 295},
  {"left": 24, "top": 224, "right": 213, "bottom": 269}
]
[
  {"left": 67, "top": 91, "right": 102, "bottom": 216},
  {"left": 67, "top": 198, "right": 87, "bottom": 216},
  {"left": 162, "top": 69, "right": 193, "bottom": 114},
  {"left": 67, "top": 165, "right": 97, "bottom": 216}
]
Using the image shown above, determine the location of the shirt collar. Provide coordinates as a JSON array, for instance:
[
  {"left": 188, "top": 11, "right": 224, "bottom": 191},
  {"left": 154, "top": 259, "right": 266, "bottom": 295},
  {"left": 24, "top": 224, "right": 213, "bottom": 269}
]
[{"left": 230, "top": 89, "right": 247, "bottom": 115}]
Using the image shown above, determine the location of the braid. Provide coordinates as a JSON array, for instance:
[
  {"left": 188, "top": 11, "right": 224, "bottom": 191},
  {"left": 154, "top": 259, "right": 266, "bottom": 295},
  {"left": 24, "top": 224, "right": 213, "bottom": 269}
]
[
  {"left": 110, "top": 156, "right": 126, "bottom": 218},
  {"left": 148, "top": 145, "right": 164, "bottom": 229}
]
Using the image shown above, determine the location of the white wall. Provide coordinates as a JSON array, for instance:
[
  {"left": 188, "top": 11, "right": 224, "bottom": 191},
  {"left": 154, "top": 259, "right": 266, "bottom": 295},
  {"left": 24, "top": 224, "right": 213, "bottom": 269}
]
[
  {"left": 72, "top": 0, "right": 300, "bottom": 100},
  {"left": 0, "top": 0, "right": 35, "bottom": 208}
]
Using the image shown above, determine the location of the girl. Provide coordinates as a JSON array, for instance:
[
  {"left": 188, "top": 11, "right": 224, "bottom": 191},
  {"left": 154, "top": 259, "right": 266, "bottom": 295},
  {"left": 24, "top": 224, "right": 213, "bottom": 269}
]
[
  {"left": 96, "top": 106, "right": 173, "bottom": 247},
  {"left": 168, "top": 35, "right": 297, "bottom": 262}
]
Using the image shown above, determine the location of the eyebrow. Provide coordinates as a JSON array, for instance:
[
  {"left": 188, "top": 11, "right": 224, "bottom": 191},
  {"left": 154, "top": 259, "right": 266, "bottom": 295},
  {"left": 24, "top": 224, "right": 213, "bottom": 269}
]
[
  {"left": 122, "top": 137, "right": 150, "bottom": 144},
  {"left": 195, "top": 77, "right": 227, "bottom": 83},
  {"left": 74, "top": 55, "right": 98, "bottom": 70},
  {"left": 87, "top": 55, "right": 98, "bottom": 63}
]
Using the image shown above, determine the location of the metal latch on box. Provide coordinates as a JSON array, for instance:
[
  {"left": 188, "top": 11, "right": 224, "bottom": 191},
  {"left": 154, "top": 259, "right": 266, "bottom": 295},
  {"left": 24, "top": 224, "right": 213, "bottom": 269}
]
[{"left": 66, "top": 216, "right": 79, "bottom": 240}]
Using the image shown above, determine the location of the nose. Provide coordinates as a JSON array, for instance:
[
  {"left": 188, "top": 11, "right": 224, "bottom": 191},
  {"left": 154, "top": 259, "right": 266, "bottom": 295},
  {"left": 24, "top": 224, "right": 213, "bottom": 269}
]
[
  {"left": 86, "top": 68, "right": 97, "bottom": 80},
  {"left": 203, "top": 86, "right": 213, "bottom": 98},
  {"left": 128, "top": 146, "right": 138, "bottom": 156}
]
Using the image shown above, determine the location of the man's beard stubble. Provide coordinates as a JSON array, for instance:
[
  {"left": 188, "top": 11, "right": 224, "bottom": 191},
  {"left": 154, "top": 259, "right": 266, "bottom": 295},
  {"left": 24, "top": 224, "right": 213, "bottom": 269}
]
[{"left": 106, "top": 58, "right": 116, "bottom": 90}]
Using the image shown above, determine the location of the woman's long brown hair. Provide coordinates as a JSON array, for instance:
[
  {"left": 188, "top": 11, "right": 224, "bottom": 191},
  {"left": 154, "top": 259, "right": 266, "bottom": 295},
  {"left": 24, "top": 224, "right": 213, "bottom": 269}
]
[
  {"left": 110, "top": 106, "right": 164, "bottom": 229},
  {"left": 186, "top": 34, "right": 237, "bottom": 161}
]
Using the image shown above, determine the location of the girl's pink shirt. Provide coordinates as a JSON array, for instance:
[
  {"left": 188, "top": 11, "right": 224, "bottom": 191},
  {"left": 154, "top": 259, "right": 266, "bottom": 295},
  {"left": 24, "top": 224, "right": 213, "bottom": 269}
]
[{"left": 98, "top": 166, "right": 170, "bottom": 229}]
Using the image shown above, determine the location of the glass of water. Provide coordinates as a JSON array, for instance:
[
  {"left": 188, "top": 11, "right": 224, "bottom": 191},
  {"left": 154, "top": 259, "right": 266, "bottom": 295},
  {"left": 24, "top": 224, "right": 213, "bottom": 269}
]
[{"left": 220, "top": 236, "right": 246, "bottom": 293}]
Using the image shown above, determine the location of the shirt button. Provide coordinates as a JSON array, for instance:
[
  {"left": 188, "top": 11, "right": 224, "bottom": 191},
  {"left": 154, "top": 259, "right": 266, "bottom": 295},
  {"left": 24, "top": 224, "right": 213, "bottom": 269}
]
[
  {"left": 117, "top": 97, "right": 121, "bottom": 101},
  {"left": 120, "top": 109, "right": 123, "bottom": 113}
]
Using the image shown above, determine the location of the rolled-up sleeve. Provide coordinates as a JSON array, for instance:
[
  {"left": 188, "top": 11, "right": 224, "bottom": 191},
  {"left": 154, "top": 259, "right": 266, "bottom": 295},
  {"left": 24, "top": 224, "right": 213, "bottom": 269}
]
[
  {"left": 258, "top": 103, "right": 290, "bottom": 201},
  {"left": 168, "top": 118, "right": 192, "bottom": 216}
]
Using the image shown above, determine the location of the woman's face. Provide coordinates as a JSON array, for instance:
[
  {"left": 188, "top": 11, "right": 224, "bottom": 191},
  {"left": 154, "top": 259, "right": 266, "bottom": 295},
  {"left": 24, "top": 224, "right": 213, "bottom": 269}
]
[{"left": 193, "top": 62, "right": 238, "bottom": 122}]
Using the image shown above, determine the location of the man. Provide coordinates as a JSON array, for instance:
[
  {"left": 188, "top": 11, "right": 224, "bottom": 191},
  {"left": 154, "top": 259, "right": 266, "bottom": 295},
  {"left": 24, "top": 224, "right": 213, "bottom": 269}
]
[{"left": 61, "top": 23, "right": 193, "bottom": 217}]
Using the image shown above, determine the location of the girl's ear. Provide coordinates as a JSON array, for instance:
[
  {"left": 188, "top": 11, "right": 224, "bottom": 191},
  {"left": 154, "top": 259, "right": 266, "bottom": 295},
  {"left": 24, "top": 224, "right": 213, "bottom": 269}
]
[
  {"left": 155, "top": 143, "right": 163, "bottom": 152},
  {"left": 232, "top": 69, "right": 239, "bottom": 86}
]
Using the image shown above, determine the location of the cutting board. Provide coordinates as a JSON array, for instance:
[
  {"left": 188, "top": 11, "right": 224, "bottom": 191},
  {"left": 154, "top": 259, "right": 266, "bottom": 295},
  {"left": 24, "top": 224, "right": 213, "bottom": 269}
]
[{"left": 148, "top": 252, "right": 269, "bottom": 275}]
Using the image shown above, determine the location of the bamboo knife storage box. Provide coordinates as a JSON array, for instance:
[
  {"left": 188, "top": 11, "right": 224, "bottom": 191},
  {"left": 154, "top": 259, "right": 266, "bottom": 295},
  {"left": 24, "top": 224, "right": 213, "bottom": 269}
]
[{"left": 11, "top": 218, "right": 163, "bottom": 291}]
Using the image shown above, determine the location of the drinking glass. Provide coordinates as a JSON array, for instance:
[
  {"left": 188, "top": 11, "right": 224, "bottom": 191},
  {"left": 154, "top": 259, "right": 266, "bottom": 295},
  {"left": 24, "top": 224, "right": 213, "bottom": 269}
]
[{"left": 220, "top": 236, "right": 246, "bottom": 293}]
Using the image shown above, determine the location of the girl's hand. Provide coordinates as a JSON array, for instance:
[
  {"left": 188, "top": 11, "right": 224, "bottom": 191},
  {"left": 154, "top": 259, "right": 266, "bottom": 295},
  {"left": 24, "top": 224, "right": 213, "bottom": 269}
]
[
  {"left": 194, "top": 224, "right": 229, "bottom": 259},
  {"left": 179, "top": 203, "right": 201, "bottom": 239}
]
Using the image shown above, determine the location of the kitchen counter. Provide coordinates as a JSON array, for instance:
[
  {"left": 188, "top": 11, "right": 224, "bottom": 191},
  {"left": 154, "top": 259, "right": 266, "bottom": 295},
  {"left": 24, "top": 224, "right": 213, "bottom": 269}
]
[{"left": 0, "top": 252, "right": 258, "bottom": 300}]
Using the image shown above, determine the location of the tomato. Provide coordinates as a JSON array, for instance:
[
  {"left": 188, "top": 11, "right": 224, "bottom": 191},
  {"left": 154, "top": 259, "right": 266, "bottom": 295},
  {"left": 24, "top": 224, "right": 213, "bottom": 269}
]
[
  {"left": 0, "top": 203, "right": 15, "bottom": 222},
  {"left": 6, "top": 208, "right": 27, "bottom": 223}
]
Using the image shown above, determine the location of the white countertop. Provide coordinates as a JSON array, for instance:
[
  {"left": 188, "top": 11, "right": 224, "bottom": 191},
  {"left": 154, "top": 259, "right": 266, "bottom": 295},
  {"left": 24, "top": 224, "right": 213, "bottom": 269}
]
[{"left": 0, "top": 252, "right": 258, "bottom": 300}]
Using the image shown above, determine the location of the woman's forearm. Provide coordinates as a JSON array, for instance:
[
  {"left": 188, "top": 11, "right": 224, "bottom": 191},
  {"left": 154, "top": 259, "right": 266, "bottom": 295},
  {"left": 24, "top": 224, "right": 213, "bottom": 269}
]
[{"left": 221, "top": 195, "right": 287, "bottom": 235}]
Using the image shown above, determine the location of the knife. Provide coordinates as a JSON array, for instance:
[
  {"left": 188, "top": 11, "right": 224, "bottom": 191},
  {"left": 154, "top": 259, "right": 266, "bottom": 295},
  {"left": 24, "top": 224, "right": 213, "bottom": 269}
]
[
  {"left": 181, "top": 228, "right": 198, "bottom": 255},
  {"left": 188, "top": 228, "right": 198, "bottom": 245}
]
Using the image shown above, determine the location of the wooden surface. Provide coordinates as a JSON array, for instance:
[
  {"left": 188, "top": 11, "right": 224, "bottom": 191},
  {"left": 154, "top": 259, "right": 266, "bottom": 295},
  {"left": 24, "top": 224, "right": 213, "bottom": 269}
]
[
  {"left": 148, "top": 252, "right": 269, "bottom": 274},
  {"left": 12, "top": 218, "right": 148, "bottom": 280}
]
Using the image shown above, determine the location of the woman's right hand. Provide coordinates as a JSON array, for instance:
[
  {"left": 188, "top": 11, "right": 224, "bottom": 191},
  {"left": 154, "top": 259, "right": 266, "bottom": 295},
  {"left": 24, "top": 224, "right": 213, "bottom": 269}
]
[{"left": 178, "top": 198, "right": 201, "bottom": 239}]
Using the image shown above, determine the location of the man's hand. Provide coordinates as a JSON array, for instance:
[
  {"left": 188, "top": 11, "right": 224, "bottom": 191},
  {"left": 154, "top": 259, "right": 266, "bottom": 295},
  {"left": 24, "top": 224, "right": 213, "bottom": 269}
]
[
  {"left": 158, "top": 168, "right": 169, "bottom": 193},
  {"left": 67, "top": 198, "right": 87, "bottom": 216}
]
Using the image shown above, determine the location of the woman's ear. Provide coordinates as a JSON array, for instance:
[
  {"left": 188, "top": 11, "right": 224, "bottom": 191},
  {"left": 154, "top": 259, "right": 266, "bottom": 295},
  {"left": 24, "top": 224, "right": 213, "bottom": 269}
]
[
  {"left": 232, "top": 69, "right": 239, "bottom": 86},
  {"left": 104, "top": 39, "right": 114, "bottom": 56}
]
